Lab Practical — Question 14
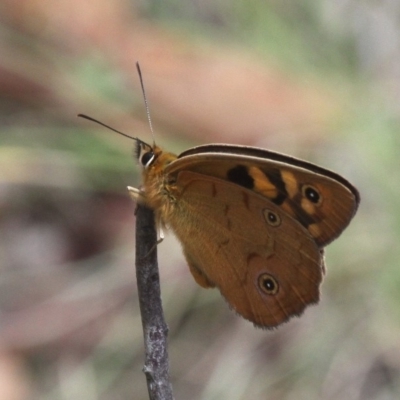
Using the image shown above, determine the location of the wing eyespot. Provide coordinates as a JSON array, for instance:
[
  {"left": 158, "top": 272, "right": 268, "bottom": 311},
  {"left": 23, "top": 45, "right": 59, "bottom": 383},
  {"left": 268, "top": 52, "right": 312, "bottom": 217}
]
[
  {"left": 302, "top": 184, "right": 322, "bottom": 206},
  {"left": 263, "top": 209, "right": 281, "bottom": 227},
  {"left": 258, "top": 273, "right": 279, "bottom": 295}
]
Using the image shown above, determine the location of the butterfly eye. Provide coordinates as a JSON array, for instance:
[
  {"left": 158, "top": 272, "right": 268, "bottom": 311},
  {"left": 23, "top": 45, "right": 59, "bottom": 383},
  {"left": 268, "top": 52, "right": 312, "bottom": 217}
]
[
  {"left": 141, "top": 151, "right": 155, "bottom": 168},
  {"left": 263, "top": 209, "right": 281, "bottom": 227},
  {"left": 302, "top": 185, "right": 322, "bottom": 205},
  {"left": 258, "top": 273, "right": 279, "bottom": 295}
]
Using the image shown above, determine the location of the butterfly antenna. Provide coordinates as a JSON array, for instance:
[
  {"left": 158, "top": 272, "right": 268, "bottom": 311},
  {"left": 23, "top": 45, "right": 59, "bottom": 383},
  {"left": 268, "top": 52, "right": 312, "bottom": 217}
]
[
  {"left": 77, "top": 114, "right": 138, "bottom": 141},
  {"left": 136, "top": 62, "right": 155, "bottom": 146}
]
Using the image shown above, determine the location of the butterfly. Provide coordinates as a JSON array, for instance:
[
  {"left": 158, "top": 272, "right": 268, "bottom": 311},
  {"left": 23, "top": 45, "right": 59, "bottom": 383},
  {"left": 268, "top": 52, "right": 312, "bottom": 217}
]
[
  {"left": 79, "top": 65, "right": 359, "bottom": 329},
  {"left": 128, "top": 139, "right": 359, "bottom": 328}
]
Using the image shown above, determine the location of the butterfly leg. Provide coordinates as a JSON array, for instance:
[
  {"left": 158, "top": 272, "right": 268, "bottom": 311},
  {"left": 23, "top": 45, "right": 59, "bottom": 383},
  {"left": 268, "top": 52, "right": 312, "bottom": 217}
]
[
  {"left": 157, "top": 224, "right": 165, "bottom": 244},
  {"left": 127, "top": 186, "right": 146, "bottom": 203},
  {"left": 128, "top": 186, "right": 164, "bottom": 258}
]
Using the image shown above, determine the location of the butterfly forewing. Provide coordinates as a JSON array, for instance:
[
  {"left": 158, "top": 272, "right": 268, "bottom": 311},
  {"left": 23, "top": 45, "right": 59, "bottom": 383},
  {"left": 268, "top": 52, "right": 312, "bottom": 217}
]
[{"left": 165, "top": 147, "right": 359, "bottom": 248}]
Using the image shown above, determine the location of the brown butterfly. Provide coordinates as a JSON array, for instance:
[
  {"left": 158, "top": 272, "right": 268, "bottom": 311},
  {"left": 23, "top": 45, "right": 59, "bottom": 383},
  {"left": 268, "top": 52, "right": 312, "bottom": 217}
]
[
  {"left": 80, "top": 65, "right": 359, "bottom": 329},
  {"left": 130, "top": 140, "right": 359, "bottom": 328}
]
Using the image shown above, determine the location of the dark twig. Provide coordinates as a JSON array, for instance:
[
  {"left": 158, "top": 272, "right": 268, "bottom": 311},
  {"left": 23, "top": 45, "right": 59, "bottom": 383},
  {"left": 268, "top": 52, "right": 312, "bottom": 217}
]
[{"left": 135, "top": 204, "right": 174, "bottom": 400}]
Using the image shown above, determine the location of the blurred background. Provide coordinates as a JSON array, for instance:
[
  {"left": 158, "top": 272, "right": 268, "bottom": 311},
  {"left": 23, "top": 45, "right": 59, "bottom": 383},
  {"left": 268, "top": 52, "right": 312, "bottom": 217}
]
[{"left": 0, "top": 1, "right": 398, "bottom": 399}]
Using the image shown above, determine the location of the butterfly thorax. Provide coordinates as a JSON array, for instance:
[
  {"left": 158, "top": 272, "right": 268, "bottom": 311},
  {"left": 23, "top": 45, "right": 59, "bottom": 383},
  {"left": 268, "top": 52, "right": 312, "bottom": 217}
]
[{"left": 141, "top": 147, "right": 179, "bottom": 224}]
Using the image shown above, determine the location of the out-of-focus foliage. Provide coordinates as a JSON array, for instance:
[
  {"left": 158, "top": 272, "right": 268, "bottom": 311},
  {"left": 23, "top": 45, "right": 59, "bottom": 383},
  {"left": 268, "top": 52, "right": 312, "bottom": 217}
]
[{"left": 0, "top": 1, "right": 398, "bottom": 399}]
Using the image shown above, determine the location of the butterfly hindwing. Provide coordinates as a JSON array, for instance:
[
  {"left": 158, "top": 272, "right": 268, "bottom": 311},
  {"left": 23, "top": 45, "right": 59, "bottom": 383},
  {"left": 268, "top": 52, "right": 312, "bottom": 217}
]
[{"left": 167, "top": 170, "right": 323, "bottom": 328}]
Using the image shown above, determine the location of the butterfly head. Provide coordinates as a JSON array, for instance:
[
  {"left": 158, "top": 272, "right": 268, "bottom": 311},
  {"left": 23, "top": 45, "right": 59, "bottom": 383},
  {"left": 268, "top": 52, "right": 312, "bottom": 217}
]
[{"left": 135, "top": 139, "right": 178, "bottom": 173}]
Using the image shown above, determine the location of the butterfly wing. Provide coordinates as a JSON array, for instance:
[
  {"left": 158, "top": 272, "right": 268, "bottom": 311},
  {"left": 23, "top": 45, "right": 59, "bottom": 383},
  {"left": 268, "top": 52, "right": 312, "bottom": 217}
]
[
  {"left": 166, "top": 145, "right": 359, "bottom": 248},
  {"left": 167, "top": 170, "right": 323, "bottom": 328}
]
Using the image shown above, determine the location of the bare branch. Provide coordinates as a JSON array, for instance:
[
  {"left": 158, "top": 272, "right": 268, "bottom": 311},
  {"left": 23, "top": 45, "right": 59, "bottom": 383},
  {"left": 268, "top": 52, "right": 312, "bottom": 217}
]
[{"left": 135, "top": 204, "right": 174, "bottom": 400}]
